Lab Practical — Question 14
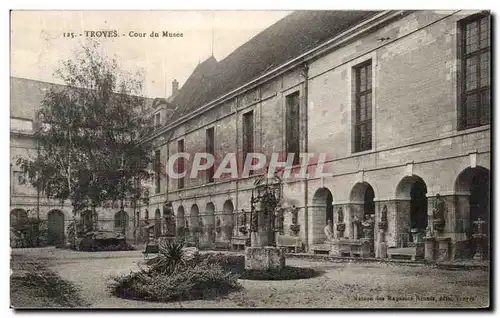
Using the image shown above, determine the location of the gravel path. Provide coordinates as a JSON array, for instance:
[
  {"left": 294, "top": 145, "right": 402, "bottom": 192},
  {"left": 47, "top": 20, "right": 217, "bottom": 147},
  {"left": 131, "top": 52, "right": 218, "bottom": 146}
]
[{"left": 11, "top": 247, "right": 490, "bottom": 308}]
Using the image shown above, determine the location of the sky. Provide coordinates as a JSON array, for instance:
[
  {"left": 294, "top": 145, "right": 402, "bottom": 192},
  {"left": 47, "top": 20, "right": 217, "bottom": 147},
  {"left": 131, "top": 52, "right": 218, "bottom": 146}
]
[{"left": 10, "top": 10, "right": 291, "bottom": 98}]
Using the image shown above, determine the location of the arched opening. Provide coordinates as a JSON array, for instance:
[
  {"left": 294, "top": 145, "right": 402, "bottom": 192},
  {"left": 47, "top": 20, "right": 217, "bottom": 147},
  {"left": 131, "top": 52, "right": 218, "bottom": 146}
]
[
  {"left": 176, "top": 206, "right": 185, "bottom": 237},
  {"left": 190, "top": 204, "right": 200, "bottom": 228},
  {"left": 395, "top": 175, "right": 428, "bottom": 244},
  {"left": 48, "top": 210, "right": 65, "bottom": 245},
  {"left": 222, "top": 200, "right": 235, "bottom": 240},
  {"left": 312, "top": 187, "right": 334, "bottom": 244},
  {"left": 114, "top": 211, "right": 129, "bottom": 235},
  {"left": 350, "top": 182, "right": 376, "bottom": 240},
  {"left": 455, "top": 166, "right": 490, "bottom": 257},
  {"left": 350, "top": 182, "right": 375, "bottom": 216},
  {"left": 10, "top": 208, "right": 27, "bottom": 228},
  {"left": 205, "top": 202, "right": 216, "bottom": 243},
  {"left": 154, "top": 208, "right": 161, "bottom": 238}
]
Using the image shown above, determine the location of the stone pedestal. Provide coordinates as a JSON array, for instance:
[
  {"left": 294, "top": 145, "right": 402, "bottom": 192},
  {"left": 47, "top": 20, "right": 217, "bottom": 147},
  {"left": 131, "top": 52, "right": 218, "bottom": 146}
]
[
  {"left": 360, "top": 238, "right": 372, "bottom": 258},
  {"left": 415, "top": 242, "right": 425, "bottom": 260},
  {"left": 472, "top": 235, "right": 486, "bottom": 260},
  {"left": 245, "top": 247, "right": 285, "bottom": 270},
  {"left": 376, "top": 231, "right": 387, "bottom": 259},
  {"left": 436, "top": 237, "right": 451, "bottom": 261},
  {"left": 424, "top": 237, "right": 436, "bottom": 261},
  {"left": 329, "top": 240, "right": 339, "bottom": 256}
]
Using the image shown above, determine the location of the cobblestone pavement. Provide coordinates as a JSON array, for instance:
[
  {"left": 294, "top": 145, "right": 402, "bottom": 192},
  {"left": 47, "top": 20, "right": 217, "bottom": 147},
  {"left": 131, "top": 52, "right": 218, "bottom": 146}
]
[{"left": 11, "top": 247, "right": 490, "bottom": 308}]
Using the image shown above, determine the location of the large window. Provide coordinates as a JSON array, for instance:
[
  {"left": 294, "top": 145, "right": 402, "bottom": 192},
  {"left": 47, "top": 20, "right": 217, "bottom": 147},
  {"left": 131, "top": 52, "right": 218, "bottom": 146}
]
[
  {"left": 354, "top": 60, "right": 372, "bottom": 152},
  {"left": 154, "top": 112, "right": 161, "bottom": 129},
  {"left": 242, "top": 110, "right": 254, "bottom": 175},
  {"left": 177, "top": 139, "right": 185, "bottom": 189},
  {"left": 459, "top": 13, "right": 491, "bottom": 130},
  {"left": 206, "top": 128, "right": 215, "bottom": 183},
  {"left": 285, "top": 92, "right": 300, "bottom": 165},
  {"left": 154, "top": 149, "right": 161, "bottom": 193}
]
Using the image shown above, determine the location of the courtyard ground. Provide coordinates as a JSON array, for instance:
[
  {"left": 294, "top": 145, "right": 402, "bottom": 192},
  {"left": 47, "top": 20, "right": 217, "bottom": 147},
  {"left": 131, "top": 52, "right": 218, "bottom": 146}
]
[{"left": 10, "top": 247, "right": 490, "bottom": 309}]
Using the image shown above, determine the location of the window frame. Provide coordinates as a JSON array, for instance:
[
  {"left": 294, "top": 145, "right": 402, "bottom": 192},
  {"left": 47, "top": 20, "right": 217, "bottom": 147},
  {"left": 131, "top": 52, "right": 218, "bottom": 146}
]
[
  {"left": 177, "top": 139, "right": 185, "bottom": 189},
  {"left": 285, "top": 91, "right": 301, "bottom": 166},
  {"left": 206, "top": 127, "right": 215, "bottom": 183},
  {"left": 458, "top": 12, "right": 491, "bottom": 131},
  {"left": 353, "top": 60, "right": 373, "bottom": 153},
  {"left": 154, "top": 149, "right": 161, "bottom": 193},
  {"left": 242, "top": 110, "right": 254, "bottom": 175}
]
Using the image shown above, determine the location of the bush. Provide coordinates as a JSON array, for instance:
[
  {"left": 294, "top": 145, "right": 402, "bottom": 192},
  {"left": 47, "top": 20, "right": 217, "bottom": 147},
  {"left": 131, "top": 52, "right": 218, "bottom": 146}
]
[
  {"left": 147, "top": 240, "right": 185, "bottom": 275},
  {"left": 108, "top": 259, "right": 241, "bottom": 302},
  {"left": 10, "top": 217, "right": 48, "bottom": 248},
  {"left": 239, "top": 265, "right": 321, "bottom": 280}
]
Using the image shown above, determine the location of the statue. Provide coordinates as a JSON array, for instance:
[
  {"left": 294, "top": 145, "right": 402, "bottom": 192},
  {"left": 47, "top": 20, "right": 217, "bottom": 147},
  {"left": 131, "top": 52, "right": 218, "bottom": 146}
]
[
  {"left": 324, "top": 219, "right": 334, "bottom": 241},
  {"left": 289, "top": 205, "right": 300, "bottom": 236},
  {"left": 338, "top": 207, "right": 344, "bottom": 224},
  {"left": 239, "top": 209, "right": 248, "bottom": 235},
  {"left": 274, "top": 204, "right": 284, "bottom": 233},
  {"left": 215, "top": 217, "right": 222, "bottom": 234},
  {"left": 361, "top": 214, "right": 375, "bottom": 239},
  {"left": 250, "top": 207, "right": 258, "bottom": 232},
  {"left": 239, "top": 209, "right": 247, "bottom": 226},
  {"left": 336, "top": 207, "right": 346, "bottom": 236},
  {"left": 378, "top": 205, "right": 388, "bottom": 231},
  {"left": 162, "top": 201, "right": 175, "bottom": 236},
  {"left": 432, "top": 194, "right": 446, "bottom": 232}
]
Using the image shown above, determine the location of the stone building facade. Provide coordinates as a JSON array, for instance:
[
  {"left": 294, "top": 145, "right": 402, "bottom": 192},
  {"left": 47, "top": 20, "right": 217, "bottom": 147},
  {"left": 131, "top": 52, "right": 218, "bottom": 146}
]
[
  {"left": 11, "top": 10, "right": 491, "bottom": 260},
  {"left": 9, "top": 77, "right": 160, "bottom": 245},
  {"left": 146, "top": 10, "right": 490, "bottom": 259}
]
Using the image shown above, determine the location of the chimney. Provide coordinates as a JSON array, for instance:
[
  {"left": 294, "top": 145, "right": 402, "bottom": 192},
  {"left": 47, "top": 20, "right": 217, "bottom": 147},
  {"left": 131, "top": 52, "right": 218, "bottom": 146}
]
[{"left": 172, "top": 79, "right": 179, "bottom": 95}]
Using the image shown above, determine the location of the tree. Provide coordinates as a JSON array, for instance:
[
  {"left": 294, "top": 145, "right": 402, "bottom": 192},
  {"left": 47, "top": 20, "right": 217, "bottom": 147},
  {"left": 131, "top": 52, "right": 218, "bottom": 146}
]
[{"left": 17, "top": 42, "right": 155, "bottom": 246}]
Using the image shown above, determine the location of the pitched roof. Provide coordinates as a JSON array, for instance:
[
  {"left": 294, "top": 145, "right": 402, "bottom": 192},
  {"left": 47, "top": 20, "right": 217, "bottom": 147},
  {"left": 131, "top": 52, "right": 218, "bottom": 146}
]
[
  {"left": 170, "top": 10, "right": 381, "bottom": 119},
  {"left": 10, "top": 76, "right": 156, "bottom": 120}
]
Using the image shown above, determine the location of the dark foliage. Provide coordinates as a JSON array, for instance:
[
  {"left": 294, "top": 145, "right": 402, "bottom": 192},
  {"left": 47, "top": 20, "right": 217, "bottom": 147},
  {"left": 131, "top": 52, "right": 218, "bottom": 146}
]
[
  {"left": 10, "top": 217, "right": 48, "bottom": 248},
  {"left": 108, "top": 257, "right": 241, "bottom": 303},
  {"left": 239, "top": 265, "right": 321, "bottom": 280}
]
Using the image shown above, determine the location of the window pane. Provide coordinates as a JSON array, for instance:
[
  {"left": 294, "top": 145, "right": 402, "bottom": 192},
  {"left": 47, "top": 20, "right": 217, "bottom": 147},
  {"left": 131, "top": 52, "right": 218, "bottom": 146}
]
[
  {"left": 366, "top": 93, "right": 372, "bottom": 119},
  {"left": 366, "top": 122, "right": 372, "bottom": 149},
  {"left": 466, "top": 94, "right": 478, "bottom": 127},
  {"left": 359, "top": 68, "right": 366, "bottom": 91},
  {"left": 360, "top": 101, "right": 366, "bottom": 121},
  {"left": 480, "top": 89, "right": 490, "bottom": 125},
  {"left": 366, "top": 66, "right": 372, "bottom": 88},
  {"left": 465, "top": 20, "right": 479, "bottom": 54},
  {"left": 480, "top": 52, "right": 490, "bottom": 87},
  {"left": 480, "top": 16, "right": 490, "bottom": 49},
  {"left": 465, "top": 56, "right": 478, "bottom": 90}
]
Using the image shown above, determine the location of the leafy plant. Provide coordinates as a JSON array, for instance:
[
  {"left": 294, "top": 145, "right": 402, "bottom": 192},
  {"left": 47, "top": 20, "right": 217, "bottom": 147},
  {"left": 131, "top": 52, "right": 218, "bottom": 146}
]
[
  {"left": 10, "top": 217, "right": 48, "bottom": 248},
  {"left": 15, "top": 43, "right": 155, "bottom": 246},
  {"left": 108, "top": 259, "right": 241, "bottom": 302},
  {"left": 147, "top": 240, "right": 185, "bottom": 275}
]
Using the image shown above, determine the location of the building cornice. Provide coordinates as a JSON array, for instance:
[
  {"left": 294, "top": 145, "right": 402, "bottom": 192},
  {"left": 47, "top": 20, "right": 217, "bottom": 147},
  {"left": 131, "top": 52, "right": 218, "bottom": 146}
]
[{"left": 144, "top": 10, "right": 408, "bottom": 143}]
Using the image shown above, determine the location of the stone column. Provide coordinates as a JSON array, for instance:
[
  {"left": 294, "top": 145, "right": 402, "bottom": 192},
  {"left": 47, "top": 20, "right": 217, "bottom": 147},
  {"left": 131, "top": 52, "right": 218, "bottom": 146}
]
[
  {"left": 424, "top": 236, "right": 436, "bottom": 261},
  {"left": 376, "top": 230, "right": 388, "bottom": 259}
]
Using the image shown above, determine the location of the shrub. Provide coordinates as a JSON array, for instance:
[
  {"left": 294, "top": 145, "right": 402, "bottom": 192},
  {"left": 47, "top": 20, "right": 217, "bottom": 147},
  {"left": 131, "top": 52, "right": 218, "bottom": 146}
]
[
  {"left": 108, "top": 259, "right": 241, "bottom": 302},
  {"left": 239, "top": 265, "right": 321, "bottom": 281},
  {"left": 10, "top": 217, "right": 48, "bottom": 248},
  {"left": 147, "top": 240, "right": 185, "bottom": 275}
]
